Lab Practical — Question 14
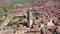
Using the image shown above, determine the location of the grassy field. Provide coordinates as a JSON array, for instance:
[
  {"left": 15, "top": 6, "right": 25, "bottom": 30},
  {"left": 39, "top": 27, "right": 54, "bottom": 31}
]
[
  {"left": 0, "top": 7, "right": 3, "bottom": 25},
  {"left": 0, "top": 8, "right": 3, "bottom": 18},
  {"left": 7, "top": 6, "right": 14, "bottom": 11}
]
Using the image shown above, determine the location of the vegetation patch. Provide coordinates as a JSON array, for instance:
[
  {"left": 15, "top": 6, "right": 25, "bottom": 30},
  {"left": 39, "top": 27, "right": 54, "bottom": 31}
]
[
  {"left": 33, "top": 13, "right": 40, "bottom": 19},
  {"left": 7, "top": 6, "right": 14, "bottom": 11}
]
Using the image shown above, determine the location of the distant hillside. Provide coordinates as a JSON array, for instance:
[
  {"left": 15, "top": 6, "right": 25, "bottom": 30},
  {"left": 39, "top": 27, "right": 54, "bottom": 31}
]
[
  {"left": 0, "top": 0, "right": 48, "bottom": 4},
  {"left": 0, "top": 0, "right": 59, "bottom": 6}
]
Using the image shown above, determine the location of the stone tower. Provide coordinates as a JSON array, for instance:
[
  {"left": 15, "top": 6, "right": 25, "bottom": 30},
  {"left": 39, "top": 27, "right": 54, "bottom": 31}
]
[{"left": 27, "top": 10, "right": 33, "bottom": 28}]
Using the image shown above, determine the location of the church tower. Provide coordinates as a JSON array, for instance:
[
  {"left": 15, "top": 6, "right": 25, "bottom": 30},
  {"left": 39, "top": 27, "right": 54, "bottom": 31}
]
[{"left": 27, "top": 10, "right": 33, "bottom": 28}]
